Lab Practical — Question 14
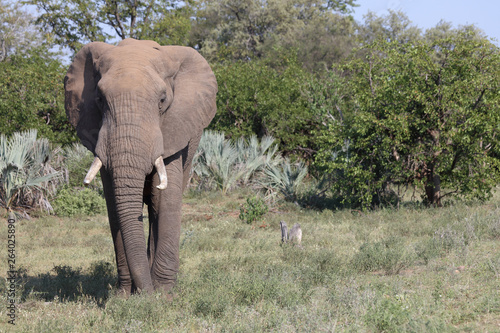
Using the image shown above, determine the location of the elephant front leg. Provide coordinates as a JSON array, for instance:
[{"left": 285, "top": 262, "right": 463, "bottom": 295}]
[
  {"left": 148, "top": 152, "right": 183, "bottom": 294},
  {"left": 101, "top": 170, "right": 136, "bottom": 297}
]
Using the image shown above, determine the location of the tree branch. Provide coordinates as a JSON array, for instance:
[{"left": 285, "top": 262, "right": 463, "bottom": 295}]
[
  {"left": 129, "top": 0, "right": 138, "bottom": 37},
  {"left": 472, "top": 88, "right": 486, "bottom": 110},
  {"left": 110, "top": 0, "right": 125, "bottom": 39}
]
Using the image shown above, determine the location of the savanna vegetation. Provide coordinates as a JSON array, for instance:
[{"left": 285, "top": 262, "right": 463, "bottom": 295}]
[
  {"left": 0, "top": 188, "right": 499, "bottom": 331},
  {"left": 0, "top": 0, "right": 499, "bottom": 331}
]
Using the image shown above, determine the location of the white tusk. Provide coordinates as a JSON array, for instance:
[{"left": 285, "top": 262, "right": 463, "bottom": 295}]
[
  {"left": 155, "top": 156, "right": 168, "bottom": 190},
  {"left": 84, "top": 157, "right": 103, "bottom": 185}
]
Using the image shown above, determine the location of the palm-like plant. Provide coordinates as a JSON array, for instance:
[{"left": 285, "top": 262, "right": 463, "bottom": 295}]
[
  {"left": 193, "top": 131, "right": 282, "bottom": 193},
  {"left": 193, "top": 131, "right": 239, "bottom": 194},
  {"left": 259, "top": 158, "right": 308, "bottom": 202},
  {"left": 234, "top": 134, "right": 281, "bottom": 185},
  {"left": 0, "top": 130, "right": 60, "bottom": 211}
]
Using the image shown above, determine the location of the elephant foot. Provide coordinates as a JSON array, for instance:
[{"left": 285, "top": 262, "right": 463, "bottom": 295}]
[
  {"left": 153, "top": 280, "right": 176, "bottom": 300},
  {"left": 115, "top": 281, "right": 136, "bottom": 299},
  {"left": 115, "top": 287, "right": 131, "bottom": 299}
]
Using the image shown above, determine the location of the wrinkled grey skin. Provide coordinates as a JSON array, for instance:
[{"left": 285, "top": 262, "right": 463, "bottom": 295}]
[{"left": 64, "top": 38, "right": 217, "bottom": 296}]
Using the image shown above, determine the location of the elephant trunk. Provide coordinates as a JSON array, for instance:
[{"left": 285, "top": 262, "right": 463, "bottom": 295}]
[{"left": 112, "top": 166, "right": 153, "bottom": 293}]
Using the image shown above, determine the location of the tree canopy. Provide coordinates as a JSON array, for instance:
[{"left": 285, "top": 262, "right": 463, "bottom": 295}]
[
  {"left": 192, "top": 0, "right": 357, "bottom": 70},
  {"left": 0, "top": 0, "right": 46, "bottom": 61},
  {"left": 316, "top": 33, "right": 500, "bottom": 208},
  {"left": 28, "top": 0, "right": 193, "bottom": 52},
  {"left": 0, "top": 47, "right": 75, "bottom": 144}
]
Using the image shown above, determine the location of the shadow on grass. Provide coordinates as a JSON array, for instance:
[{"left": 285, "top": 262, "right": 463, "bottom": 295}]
[{"left": 14, "top": 261, "right": 116, "bottom": 307}]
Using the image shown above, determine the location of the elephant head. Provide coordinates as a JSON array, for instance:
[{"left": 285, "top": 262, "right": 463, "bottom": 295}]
[{"left": 64, "top": 39, "right": 217, "bottom": 295}]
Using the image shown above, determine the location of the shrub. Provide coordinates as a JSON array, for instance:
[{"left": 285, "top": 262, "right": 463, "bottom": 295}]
[
  {"left": 52, "top": 187, "right": 106, "bottom": 217},
  {"left": 192, "top": 130, "right": 239, "bottom": 193},
  {"left": 212, "top": 56, "right": 320, "bottom": 160},
  {"left": 239, "top": 196, "right": 268, "bottom": 224},
  {"left": 0, "top": 47, "right": 76, "bottom": 145}
]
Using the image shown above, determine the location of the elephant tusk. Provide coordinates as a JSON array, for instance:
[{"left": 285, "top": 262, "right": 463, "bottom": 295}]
[
  {"left": 155, "top": 156, "right": 168, "bottom": 190},
  {"left": 84, "top": 157, "right": 103, "bottom": 185}
]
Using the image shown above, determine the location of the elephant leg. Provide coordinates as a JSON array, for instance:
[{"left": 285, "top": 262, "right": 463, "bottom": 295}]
[
  {"left": 101, "top": 169, "right": 135, "bottom": 297},
  {"left": 182, "top": 133, "right": 202, "bottom": 190},
  {"left": 148, "top": 151, "right": 183, "bottom": 293}
]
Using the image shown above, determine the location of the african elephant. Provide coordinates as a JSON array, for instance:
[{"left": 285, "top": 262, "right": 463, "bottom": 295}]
[{"left": 64, "top": 38, "right": 217, "bottom": 296}]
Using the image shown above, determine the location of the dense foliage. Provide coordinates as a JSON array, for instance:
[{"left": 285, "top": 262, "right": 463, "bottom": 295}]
[
  {"left": 28, "top": 0, "right": 192, "bottom": 52},
  {"left": 52, "top": 186, "right": 106, "bottom": 217},
  {"left": 316, "top": 34, "right": 500, "bottom": 208},
  {"left": 192, "top": 0, "right": 357, "bottom": 70},
  {"left": 0, "top": 47, "right": 76, "bottom": 145},
  {"left": 3, "top": 1, "right": 500, "bottom": 209},
  {"left": 212, "top": 56, "right": 322, "bottom": 158}
]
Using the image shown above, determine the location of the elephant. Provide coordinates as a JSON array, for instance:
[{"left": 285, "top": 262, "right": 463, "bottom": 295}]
[{"left": 64, "top": 38, "right": 217, "bottom": 297}]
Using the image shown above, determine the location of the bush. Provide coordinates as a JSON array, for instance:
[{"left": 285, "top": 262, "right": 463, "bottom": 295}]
[
  {"left": 316, "top": 35, "right": 500, "bottom": 209},
  {"left": 259, "top": 157, "right": 308, "bottom": 202},
  {"left": 52, "top": 187, "right": 106, "bottom": 217},
  {"left": 239, "top": 196, "right": 268, "bottom": 224}
]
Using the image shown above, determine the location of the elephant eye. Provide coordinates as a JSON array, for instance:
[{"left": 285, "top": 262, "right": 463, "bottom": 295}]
[{"left": 158, "top": 95, "right": 167, "bottom": 113}]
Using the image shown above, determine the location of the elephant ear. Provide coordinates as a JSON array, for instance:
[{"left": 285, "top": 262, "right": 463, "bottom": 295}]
[
  {"left": 159, "top": 46, "right": 218, "bottom": 157},
  {"left": 64, "top": 42, "right": 114, "bottom": 153}
]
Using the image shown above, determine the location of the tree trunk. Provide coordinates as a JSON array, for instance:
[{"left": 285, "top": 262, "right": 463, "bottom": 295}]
[{"left": 425, "top": 172, "right": 442, "bottom": 207}]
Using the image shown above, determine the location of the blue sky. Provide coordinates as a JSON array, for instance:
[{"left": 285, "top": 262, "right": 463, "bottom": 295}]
[{"left": 351, "top": 0, "right": 499, "bottom": 45}]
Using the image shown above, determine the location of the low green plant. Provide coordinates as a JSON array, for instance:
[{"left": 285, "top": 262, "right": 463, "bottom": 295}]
[
  {"left": 365, "top": 296, "right": 411, "bottom": 333},
  {"left": 52, "top": 187, "right": 106, "bottom": 217},
  {"left": 239, "top": 196, "right": 268, "bottom": 224}
]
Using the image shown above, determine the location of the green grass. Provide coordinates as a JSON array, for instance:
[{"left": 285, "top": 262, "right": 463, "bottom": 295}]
[{"left": 0, "top": 189, "right": 499, "bottom": 332}]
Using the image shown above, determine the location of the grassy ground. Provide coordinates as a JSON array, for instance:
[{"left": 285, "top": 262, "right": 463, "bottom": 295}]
[{"left": 0, "top": 188, "right": 499, "bottom": 332}]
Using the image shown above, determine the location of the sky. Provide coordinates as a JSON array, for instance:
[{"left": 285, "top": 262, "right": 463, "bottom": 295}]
[{"left": 351, "top": 0, "right": 500, "bottom": 45}]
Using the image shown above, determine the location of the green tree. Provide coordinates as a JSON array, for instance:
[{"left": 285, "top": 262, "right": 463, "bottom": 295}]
[
  {"left": 356, "top": 10, "right": 421, "bottom": 45},
  {"left": 192, "top": 0, "right": 357, "bottom": 69},
  {"left": 316, "top": 34, "right": 500, "bottom": 208},
  {"left": 212, "top": 55, "right": 322, "bottom": 159},
  {"left": 28, "top": 0, "right": 193, "bottom": 52},
  {"left": 0, "top": 47, "right": 76, "bottom": 145},
  {"left": 424, "top": 20, "right": 487, "bottom": 45},
  {"left": 0, "top": 0, "right": 46, "bottom": 61}
]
